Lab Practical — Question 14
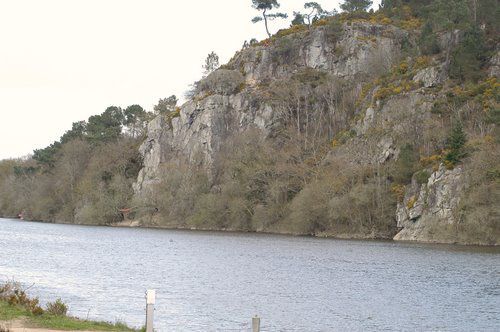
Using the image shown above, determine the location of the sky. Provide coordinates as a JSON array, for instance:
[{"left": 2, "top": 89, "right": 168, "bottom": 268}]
[{"left": 0, "top": 0, "right": 381, "bottom": 160}]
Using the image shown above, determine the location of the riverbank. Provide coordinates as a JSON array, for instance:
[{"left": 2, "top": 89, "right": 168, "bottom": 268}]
[
  {"left": 2, "top": 215, "right": 498, "bottom": 247},
  {"left": 0, "top": 281, "right": 140, "bottom": 332},
  {"left": 0, "top": 300, "right": 139, "bottom": 332},
  {"left": 110, "top": 218, "right": 500, "bottom": 247}
]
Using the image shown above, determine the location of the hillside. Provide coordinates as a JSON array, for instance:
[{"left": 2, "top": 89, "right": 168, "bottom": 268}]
[{"left": 0, "top": 1, "right": 499, "bottom": 245}]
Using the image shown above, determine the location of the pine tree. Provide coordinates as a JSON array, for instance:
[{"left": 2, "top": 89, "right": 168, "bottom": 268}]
[
  {"left": 251, "top": 0, "right": 288, "bottom": 37},
  {"left": 449, "top": 25, "right": 487, "bottom": 82},
  {"left": 340, "top": 0, "right": 372, "bottom": 13},
  {"left": 419, "top": 21, "right": 440, "bottom": 55},
  {"left": 444, "top": 121, "right": 467, "bottom": 166}
]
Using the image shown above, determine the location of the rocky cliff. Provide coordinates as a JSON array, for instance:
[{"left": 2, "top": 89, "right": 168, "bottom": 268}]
[
  {"left": 135, "top": 21, "right": 407, "bottom": 194},
  {"left": 395, "top": 165, "right": 465, "bottom": 242},
  {"left": 133, "top": 17, "right": 499, "bottom": 245}
]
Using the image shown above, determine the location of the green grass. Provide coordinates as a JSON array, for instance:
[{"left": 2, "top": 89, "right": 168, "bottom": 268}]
[
  {"left": 0, "top": 300, "right": 140, "bottom": 331},
  {"left": 0, "top": 300, "right": 26, "bottom": 320}
]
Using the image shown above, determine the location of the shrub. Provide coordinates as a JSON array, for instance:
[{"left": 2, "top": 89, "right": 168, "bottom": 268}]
[
  {"left": 46, "top": 298, "right": 68, "bottom": 316},
  {"left": 406, "top": 195, "right": 417, "bottom": 209},
  {"left": 275, "top": 24, "right": 307, "bottom": 38},
  {"left": 391, "top": 184, "right": 406, "bottom": 202},
  {"left": 292, "top": 68, "right": 328, "bottom": 87},
  {"left": 270, "top": 37, "right": 299, "bottom": 65},
  {"left": 415, "top": 170, "right": 431, "bottom": 185},
  {"left": 0, "top": 281, "right": 44, "bottom": 316},
  {"left": 325, "top": 19, "right": 344, "bottom": 41},
  {"left": 198, "top": 69, "right": 245, "bottom": 95},
  {"left": 332, "top": 129, "right": 356, "bottom": 147},
  {"left": 393, "top": 144, "right": 417, "bottom": 184}
]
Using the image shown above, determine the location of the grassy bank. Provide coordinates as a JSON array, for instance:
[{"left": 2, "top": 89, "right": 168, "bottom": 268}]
[
  {"left": 0, "top": 282, "right": 140, "bottom": 331},
  {"left": 0, "top": 300, "right": 138, "bottom": 331}
]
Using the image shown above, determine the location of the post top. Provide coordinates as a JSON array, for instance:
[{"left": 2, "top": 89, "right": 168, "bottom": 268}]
[{"left": 146, "top": 289, "right": 156, "bottom": 304}]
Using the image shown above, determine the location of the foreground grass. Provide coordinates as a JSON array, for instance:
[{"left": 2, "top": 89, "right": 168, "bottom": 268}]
[{"left": 0, "top": 300, "right": 140, "bottom": 331}]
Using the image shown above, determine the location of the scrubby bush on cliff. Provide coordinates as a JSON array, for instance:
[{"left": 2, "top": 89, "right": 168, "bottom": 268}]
[{"left": 198, "top": 69, "right": 245, "bottom": 95}]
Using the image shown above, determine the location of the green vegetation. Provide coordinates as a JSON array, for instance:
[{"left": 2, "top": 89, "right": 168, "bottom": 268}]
[
  {"left": 449, "top": 25, "right": 488, "bottom": 82},
  {"left": 292, "top": 2, "right": 334, "bottom": 27},
  {"left": 444, "top": 121, "right": 468, "bottom": 168},
  {"left": 418, "top": 22, "right": 440, "bottom": 55},
  {"left": 46, "top": 298, "right": 68, "bottom": 316},
  {"left": 0, "top": 301, "right": 136, "bottom": 331},
  {"left": 0, "top": 105, "right": 149, "bottom": 225},
  {"left": 340, "top": 0, "right": 372, "bottom": 13},
  {"left": 203, "top": 51, "right": 220, "bottom": 76},
  {"left": 393, "top": 144, "right": 418, "bottom": 184},
  {"left": 251, "top": 0, "right": 288, "bottom": 37},
  {"left": 198, "top": 69, "right": 245, "bottom": 95},
  {"left": 0, "top": 282, "right": 138, "bottom": 331}
]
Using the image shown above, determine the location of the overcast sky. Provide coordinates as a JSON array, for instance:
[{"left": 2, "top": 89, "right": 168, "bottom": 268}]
[{"left": 0, "top": 0, "right": 381, "bottom": 160}]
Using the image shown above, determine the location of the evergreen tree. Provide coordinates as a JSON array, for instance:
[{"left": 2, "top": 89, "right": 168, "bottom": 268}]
[
  {"left": 419, "top": 21, "right": 441, "bottom": 55},
  {"left": 33, "top": 142, "right": 62, "bottom": 169},
  {"left": 429, "top": 0, "right": 470, "bottom": 30},
  {"left": 251, "top": 0, "right": 288, "bottom": 37},
  {"left": 124, "top": 105, "right": 152, "bottom": 138},
  {"left": 203, "top": 52, "right": 219, "bottom": 76},
  {"left": 85, "top": 106, "right": 125, "bottom": 143},
  {"left": 444, "top": 121, "right": 467, "bottom": 166},
  {"left": 303, "top": 2, "right": 329, "bottom": 26},
  {"left": 60, "top": 121, "right": 86, "bottom": 144},
  {"left": 449, "top": 25, "right": 487, "bottom": 82},
  {"left": 291, "top": 12, "right": 305, "bottom": 26},
  {"left": 154, "top": 95, "right": 178, "bottom": 114},
  {"left": 340, "top": 0, "right": 372, "bottom": 13}
]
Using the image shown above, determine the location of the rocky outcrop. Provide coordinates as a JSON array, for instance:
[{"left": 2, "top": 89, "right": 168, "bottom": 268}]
[
  {"left": 231, "top": 22, "right": 409, "bottom": 83},
  {"left": 343, "top": 90, "right": 434, "bottom": 165},
  {"left": 394, "top": 165, "right": 465, "bottom": 242},
  {"left": 134, "top": 93, "right": 276, "bottom": 194},
  {"left": 413, "top": 65, "right": 444, "bottom": 88},
  {"left": 135, "top": 22, "right": 408, "bottom": 195},
  {"left": 489, "top": 50, "right": 500, "bottom": 78}
]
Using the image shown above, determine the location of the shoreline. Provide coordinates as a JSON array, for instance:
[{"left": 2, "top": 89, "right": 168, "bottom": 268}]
[{"left": 1, "top": 216, "right": 498, "bottom": 248}]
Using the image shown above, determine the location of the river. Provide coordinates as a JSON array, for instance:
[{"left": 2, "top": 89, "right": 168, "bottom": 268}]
[{"left": 0, "top": 218, "right": 498, "bottom": 331}]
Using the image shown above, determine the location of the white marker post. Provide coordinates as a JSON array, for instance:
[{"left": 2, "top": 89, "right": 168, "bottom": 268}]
[
  {"left": 145, "top": 290, "right": 155, "bottom": 332},
  {"left": 252, "top": 315, "right": 260, "bottom": 332}
]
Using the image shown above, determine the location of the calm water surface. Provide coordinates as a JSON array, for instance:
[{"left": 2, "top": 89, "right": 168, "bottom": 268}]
[{"left": 0, "top": 218, "right": 499, "bottom": 331}]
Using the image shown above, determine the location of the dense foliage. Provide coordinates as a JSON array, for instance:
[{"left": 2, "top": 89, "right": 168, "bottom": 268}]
[{"left": 0, "top": 106, "right": 153, "bottom": 224}]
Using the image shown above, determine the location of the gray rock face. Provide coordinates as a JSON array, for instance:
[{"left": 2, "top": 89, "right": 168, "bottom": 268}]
[
  {"left": 231, "top": 21, "right": 408, "bottom": 82},
  {"left": 134, "top": 93, "right": 275, "bottom": 194},
  {"left": 134, "top": 22, "right": 408, "bottom": 195},
  {"left": 413, "top": 66, "right": 443, "bottom": 87},
  {"left": 348, "top": 91, "right": 433, "bottom": 165},
  {"left": 133, "top": 115, "right": 173, "bottom": 194},
  {"left": 377, "top": 136, "right": 397, "bottom": 163},
  {"left": 489, "top": 50, "right": 500, "bottom": 78},
  {"left": 394, "top": 164, "right": 465, "bottom": 242}
]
